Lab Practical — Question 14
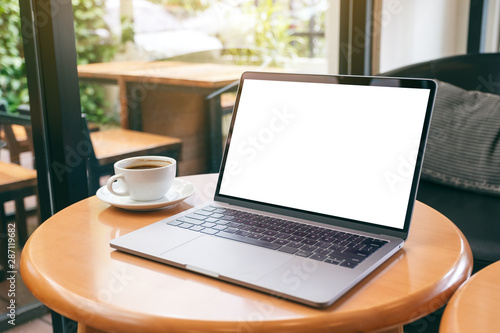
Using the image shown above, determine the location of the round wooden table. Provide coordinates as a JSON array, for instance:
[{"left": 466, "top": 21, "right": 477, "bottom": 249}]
[
  {"left": 440, "top": 260, "right": 500, "bottom": 333},
  {"left": 21, "top": 174, "right": 472, "bottom": 333}
]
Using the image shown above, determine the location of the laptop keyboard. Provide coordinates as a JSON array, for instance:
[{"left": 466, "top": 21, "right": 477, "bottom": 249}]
[{"left": 166, "top": 205, "right": 388, "bottom": 269}]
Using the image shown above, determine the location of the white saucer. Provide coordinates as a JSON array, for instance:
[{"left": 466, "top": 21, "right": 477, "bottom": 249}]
[{"left": 96, "top": 178, "right": 195, "bottom": 211}]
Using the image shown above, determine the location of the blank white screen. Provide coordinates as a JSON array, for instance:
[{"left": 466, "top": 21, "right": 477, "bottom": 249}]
[{"left": 219, "top": 79, "right": 430, "bottom": 229}]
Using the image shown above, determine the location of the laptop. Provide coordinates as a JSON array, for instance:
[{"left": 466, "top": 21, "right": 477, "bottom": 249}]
[{"left": 110, "top": 71, "right": 437, "bottom": 308}]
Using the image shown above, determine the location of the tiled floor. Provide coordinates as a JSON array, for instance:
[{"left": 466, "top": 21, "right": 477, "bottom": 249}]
[{"left": 4, "top": 313, "right": 52, "bottom": 332}]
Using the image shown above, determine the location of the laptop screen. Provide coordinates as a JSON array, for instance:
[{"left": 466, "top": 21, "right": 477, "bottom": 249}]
[{"left": 216, "top": 72, "right": 435, "bottom": 232}]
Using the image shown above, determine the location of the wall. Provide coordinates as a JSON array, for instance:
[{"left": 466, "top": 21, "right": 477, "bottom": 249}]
[
  {"left": 379, "top": 0, "right": 469, "bottom": 73},
  {"left": 326, "top": 0, "right": 340, "bottom": 74},
  {"left": 485, "top": 0, "right": 500, "bottom": 52}
]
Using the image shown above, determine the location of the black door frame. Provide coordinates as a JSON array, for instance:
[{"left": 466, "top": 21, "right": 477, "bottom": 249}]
[{"left": 18, "top": 0, "right": 88, "bottom": 332}]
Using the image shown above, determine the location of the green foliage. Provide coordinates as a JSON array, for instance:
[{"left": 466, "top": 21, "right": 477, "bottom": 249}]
[
  {"left": 223, "top": 0, "right": 305, "bottom": 67},
  {"left": 149, "top": 0, "right": 210, "bottom": 13},
  {"left": 0, "top": 0, "right": 120, "bottom": 124},
  {"left": 73, "top": 0, "right": 117, "bottom": 65},
  {"left": 252, "top": 0, "right": 303, "bottom": 62},
  {"left": 73, "top": 0, "right": 120, "bottom": 125},
  {"left": 0, "top": 0, "right": 28, "bottom": 112},
  {"left": 120, "top": 16, "right": 135, "bottom": 44}
]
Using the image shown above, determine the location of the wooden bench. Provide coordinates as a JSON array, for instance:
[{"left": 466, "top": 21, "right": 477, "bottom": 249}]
[
  {"left": 0, "top": 161, "right": 38, "bottom": 279},
  {"left": 84, "top": 121, "right": 182, "bottom": 195},
  {"left": 0, "top": 107, "right": 33, "bottom": 166}
]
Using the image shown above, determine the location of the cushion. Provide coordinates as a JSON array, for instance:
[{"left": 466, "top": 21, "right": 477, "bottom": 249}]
[{"left": 421, "top": 80, "right": 500, "bottom": 195}]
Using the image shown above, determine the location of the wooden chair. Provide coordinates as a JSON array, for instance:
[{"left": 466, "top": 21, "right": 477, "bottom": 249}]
[
  {"left": 0, "top": 103, "right": 33, "bottom": 165},
  {"left": 0, "top": 161, "right": 38, "bottom": 279},
  {"left": 0, "top": 102, "right": 182, "bottom": 196},
  {"left": 81, "top": 116, "right": 182, "bottom": 195}
]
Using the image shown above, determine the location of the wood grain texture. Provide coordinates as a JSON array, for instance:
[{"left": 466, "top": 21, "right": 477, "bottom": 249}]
[
  {"left": 78, "top": 61, "right": 259, "bottom": 88},
  {"left": 21, "top": 174, "right": 472, "bottom": 333},
  {"left": 90, "top": 128, "right": 181, "bottom": 166},
  {"left": 440, "top": 260, "right": 500, "bottom": 333},
  {"left": 0, "top": 161, "right": 37, "bottom": 192}
]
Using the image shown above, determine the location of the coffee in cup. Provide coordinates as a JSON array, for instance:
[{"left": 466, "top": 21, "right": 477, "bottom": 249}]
[{"left": 106, "top": 156, "right": 176, "bottom": 201}]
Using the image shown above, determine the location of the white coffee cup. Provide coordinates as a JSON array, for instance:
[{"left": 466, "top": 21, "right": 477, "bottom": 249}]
[{"left": 106, "top": 156, "right": 176, "bottom": 201}]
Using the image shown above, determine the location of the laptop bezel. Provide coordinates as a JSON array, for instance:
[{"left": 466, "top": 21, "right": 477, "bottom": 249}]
[{"left": 214, "top": 71, "right": 437, "bottom": 240}]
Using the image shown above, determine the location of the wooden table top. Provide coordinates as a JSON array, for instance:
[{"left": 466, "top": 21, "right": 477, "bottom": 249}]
[
  {"left": 0, "top": 161, "right": 37, "bottom": 192},
  {"left": 78, "top": 61, "right": 264, "bottom": 88},
  {"left": 90, "top": 128, "right": 182, "bottom": 165},
  {"left": 20, "top": 174, "right": 472, "bottom": 333},
  {"left": 440, "top": 260, "right": 500, "bottom": 333}
]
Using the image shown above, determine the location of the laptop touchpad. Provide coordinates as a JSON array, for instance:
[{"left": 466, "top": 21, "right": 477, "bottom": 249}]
[{"left": 160, "top": 235, "right": 292, "bottom": 282}]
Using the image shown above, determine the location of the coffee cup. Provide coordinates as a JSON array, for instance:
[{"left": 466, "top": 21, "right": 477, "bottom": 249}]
[{"left": 106, "top": 156, "right": 176, "bottom": 201}]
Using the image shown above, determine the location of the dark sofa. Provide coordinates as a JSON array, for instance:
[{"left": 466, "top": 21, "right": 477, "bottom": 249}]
[{"left": 382, "top": 52, "right": 500, "bottom": 272}]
